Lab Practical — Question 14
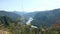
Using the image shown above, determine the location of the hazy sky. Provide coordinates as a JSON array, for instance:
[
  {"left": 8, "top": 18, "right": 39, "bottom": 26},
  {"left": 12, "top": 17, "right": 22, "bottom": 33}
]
[{"left": 0, "top": 0, "right": 60, "bottom": 12}]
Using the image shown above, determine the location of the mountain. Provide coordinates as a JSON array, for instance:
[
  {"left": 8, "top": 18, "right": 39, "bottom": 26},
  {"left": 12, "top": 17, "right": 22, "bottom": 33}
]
[
  {"left": 13, "top": 11, "right": 37, "bottom": 19},
  {"left": 0, "top": 11, "right": 21, "bottom": 20},
  {"left": 31, "top": 9, "right": 60, "bottom": 27},
  {"left": 0, "top": 11, "right": 29, "bottom": 25},
  {"left": 1, "top": 8, "right": 60, "bottom": 27},
  {"left": 13, "top": 11, "right": 27, "bottom": 16},
  {"left": 13, "top": 9, "right": 60, "bottom": 27}
]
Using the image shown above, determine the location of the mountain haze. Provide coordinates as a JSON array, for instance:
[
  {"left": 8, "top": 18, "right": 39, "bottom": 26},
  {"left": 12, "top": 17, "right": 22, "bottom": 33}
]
[{"left": 0, "top": 8, "right": 60, "bottom": 27}]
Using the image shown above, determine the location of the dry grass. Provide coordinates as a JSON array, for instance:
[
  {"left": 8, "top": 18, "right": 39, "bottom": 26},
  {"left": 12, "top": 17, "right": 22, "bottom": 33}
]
[{"left": 0, "top": 30, "right": 12, "bottom": 34}]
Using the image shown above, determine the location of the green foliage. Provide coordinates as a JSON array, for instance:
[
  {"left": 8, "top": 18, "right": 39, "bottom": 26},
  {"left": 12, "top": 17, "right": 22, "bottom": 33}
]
[{"left": 0, "top": 16, "right": 60, "bottom": 34}]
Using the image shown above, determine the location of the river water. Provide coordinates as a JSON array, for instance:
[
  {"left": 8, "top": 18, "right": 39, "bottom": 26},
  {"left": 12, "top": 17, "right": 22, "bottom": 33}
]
[{"left": 26, "top": 17, "right": 37, "bottom": 28}]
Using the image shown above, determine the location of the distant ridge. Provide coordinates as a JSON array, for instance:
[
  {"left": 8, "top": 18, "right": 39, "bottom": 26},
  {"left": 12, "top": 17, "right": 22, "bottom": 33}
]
[{"left": 0, "top": 11, "right": 21, "bottom": 20}]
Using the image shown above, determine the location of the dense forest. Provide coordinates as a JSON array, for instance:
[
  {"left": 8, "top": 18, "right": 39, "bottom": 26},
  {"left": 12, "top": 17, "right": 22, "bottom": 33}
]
[{"left": 0, "top": 9, "right": 60, "bottom": 34}]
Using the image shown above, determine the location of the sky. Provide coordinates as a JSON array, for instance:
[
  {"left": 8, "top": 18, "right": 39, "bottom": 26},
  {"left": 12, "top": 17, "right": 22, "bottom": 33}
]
[{"left": 0, "top": 0, "right": 60, "bottom": 12}]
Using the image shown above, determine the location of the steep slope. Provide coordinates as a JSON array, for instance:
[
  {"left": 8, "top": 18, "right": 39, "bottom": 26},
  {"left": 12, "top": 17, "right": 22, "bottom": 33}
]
[
  {"left": 31, "top": 9, "right": 60, "bottom": 27},
  {"left": 0, "top": 11, "right": 21, "bottom": 20},
  {"left": 6, "top": 8, "right": 60, "bottom": 27}
]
